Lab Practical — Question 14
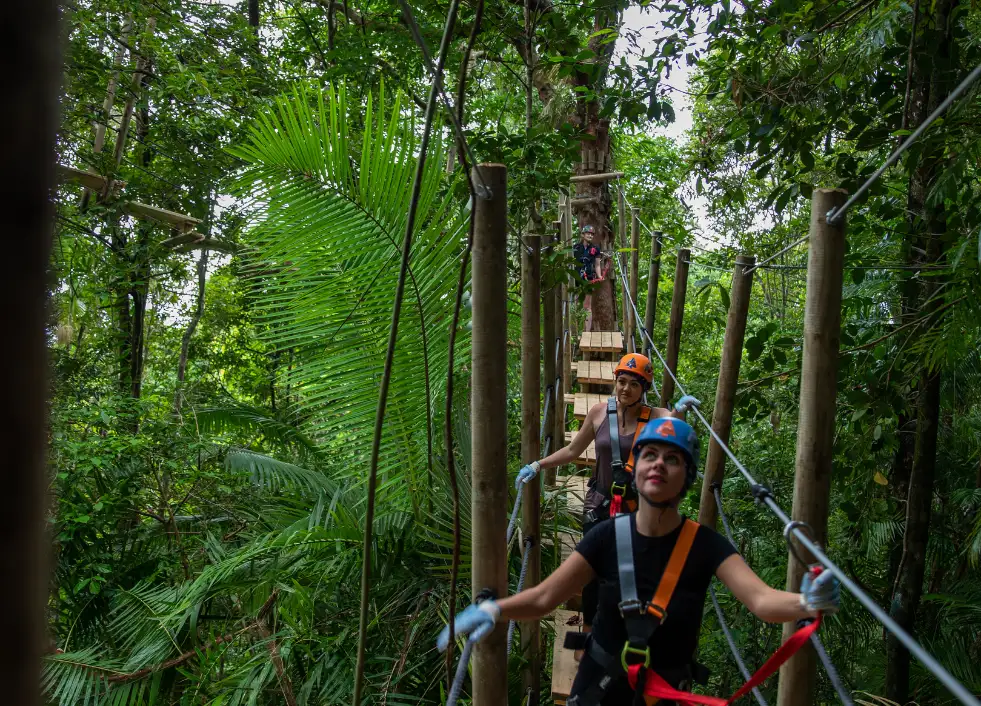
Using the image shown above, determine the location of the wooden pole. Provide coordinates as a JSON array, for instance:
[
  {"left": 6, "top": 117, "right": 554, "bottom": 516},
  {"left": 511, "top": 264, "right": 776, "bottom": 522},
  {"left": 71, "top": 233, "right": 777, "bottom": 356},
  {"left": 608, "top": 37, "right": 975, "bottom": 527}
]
[
  {"left": 552, "top": 224, "right": 565, "bottom": 487},
  {"left": 697, "top": 255, "right": 755, "bottom": 529},
  {"left": 618, "top": 189, "right": 630, "bottom": 339},
  {"left": 4, "top": 1, "right": 59, "bottom": 703},
  {"left": 629, "top": 208, "right": 640, "bottom": 353},
  {"left": 643, "top": 231, "right": 662, "bottom": 354},
  {"left": 570, "top": 171, "right": 624, "bottom": 183},
  {"left": 563, "top": 197, "right": 573, "bottom": 395},
  {"left": 659, "top": 249, "right": 690, "bottom": 407},
  {"left": 520, "top": 229, "right": 541, "bottom": 696},
  {"left": 470, "top": 164, "right": 509, "bottom": 706},
  {"left": 776, "top": 189, "right": 847, "bottom": 706},
  {"left": 542, "top": 226, "right": 557, "bottom": 487}
]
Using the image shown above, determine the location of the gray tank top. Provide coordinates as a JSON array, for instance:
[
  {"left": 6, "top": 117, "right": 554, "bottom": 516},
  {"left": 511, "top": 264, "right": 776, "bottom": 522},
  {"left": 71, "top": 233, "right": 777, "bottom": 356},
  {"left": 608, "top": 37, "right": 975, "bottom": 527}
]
[{"left": 585, "top": 408, "right": 638, "bottom": 512}]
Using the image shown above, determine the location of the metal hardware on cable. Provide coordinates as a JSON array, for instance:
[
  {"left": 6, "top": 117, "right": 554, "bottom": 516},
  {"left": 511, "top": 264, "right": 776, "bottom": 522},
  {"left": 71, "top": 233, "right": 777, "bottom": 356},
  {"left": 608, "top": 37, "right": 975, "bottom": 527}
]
[
  {"left": 826, "top": 62, "right": 981, "bottom": 226},
  {"left": 612, "top": 249, "right": 981, "bottom": 706},
  {"left": 783, "top": 520, "right": 818, "bottom": 567}
]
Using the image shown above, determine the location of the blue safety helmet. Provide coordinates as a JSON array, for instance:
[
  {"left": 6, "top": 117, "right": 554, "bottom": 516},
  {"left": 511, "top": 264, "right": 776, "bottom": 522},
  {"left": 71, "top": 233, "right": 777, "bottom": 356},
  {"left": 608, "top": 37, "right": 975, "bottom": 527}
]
[{"left": 632, "top": 417, "right": 700, "bottom": 490}]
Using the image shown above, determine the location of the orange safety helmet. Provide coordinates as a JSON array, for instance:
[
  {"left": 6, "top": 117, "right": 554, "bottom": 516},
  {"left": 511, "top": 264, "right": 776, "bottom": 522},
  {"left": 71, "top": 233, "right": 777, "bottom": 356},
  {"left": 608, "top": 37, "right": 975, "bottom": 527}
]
[{"left": 614, "top": 353, "right": 654, "bottom": 386}]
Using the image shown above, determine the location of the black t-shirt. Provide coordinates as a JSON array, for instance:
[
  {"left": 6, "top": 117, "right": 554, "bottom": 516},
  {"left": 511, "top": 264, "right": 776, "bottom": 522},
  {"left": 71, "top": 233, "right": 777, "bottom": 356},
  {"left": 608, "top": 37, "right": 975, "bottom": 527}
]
[{"left": 574, "top": 514, "right": 738, "bottom": 668}]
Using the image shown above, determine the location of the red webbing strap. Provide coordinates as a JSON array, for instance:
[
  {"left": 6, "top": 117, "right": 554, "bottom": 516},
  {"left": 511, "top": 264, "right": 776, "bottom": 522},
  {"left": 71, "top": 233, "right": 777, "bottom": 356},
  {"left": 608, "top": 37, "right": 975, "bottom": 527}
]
[{"left": 627, "top": 616, "right": 822, "bottom": 706}]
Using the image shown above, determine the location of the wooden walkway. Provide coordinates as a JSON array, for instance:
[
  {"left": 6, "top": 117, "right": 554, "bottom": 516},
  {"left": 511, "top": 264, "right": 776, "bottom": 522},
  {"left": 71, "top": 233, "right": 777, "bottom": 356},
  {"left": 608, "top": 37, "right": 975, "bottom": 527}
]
[
  {"left": 579, "top": 331, "right": 624, "bottom": 354},
  {"left": 550, "top": 334, "right": 620, "bottom": 704},
  {"left": 574, "top": 360, "right": 616, "bottom": 387},
  {"left": 569, "top": 393, "right": 608, "bottom": 420}
]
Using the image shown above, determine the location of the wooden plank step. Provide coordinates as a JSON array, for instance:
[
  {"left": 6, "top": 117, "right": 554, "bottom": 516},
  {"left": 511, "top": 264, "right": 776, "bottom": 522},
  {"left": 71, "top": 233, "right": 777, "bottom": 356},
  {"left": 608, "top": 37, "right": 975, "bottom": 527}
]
[
  {"left": 551, "top": 609, "right": 584, "bottom": 705},
  {"left": 571, "top": 393, "right": 608, "bottom": 420},
  {"left": 579, "top": 330, "right": 624, "bottom": 354},
  {"left": 565, "top": 431, "right": 596, "bottom": 467},
  {"left": 573, "top": 360, "right": 616, "bottom": 387}
]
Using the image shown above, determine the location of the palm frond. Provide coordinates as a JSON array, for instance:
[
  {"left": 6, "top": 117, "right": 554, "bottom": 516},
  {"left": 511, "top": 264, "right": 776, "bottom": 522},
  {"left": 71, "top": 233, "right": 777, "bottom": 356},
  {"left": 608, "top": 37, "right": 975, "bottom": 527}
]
[{"left": 229, "top": 83, "right": 470, "bottom": 520}]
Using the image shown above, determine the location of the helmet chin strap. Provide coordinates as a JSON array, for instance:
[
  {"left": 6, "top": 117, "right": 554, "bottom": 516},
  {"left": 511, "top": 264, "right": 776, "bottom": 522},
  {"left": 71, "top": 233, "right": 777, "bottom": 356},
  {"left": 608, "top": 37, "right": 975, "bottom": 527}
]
[{"left": 638, "top": 490, "right": 679, "bottom": 510}]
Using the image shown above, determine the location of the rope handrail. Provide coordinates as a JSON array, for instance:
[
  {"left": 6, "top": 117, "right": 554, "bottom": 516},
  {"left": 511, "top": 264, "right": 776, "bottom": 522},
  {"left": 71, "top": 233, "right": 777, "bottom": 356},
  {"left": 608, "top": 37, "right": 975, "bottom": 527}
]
[
  {"left": 507, "top": 537, "right": 535, "bottom": 655},
  {"left": 608, "top": 244, "right": 979, "bottom": 706},
  {"left": 712, "top": 487, "right": 854, "bottom": 706}
]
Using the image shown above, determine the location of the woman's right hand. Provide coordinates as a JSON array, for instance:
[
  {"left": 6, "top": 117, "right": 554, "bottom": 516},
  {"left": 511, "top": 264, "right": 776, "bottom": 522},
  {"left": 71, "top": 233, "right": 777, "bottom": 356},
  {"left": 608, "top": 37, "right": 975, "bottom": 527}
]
[{"left": 436, "top": 600, "right": 501, "bottom": 651}]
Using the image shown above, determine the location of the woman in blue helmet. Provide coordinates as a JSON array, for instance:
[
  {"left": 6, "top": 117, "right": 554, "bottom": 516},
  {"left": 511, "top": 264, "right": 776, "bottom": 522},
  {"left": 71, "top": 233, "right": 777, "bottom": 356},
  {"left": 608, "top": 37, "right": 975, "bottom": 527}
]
[{"left": 438, "top": 418, "right": 841, "bottom": 705}]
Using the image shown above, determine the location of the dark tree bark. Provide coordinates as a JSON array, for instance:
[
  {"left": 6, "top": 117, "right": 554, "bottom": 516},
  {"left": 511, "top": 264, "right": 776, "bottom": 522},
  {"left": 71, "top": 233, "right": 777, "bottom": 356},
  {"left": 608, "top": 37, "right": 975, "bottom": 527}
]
[
  {"left": 249, "top": 0, "right": 259, "bottom": 30},
  {"left": 1, "top": 0, "right": 60, "bottom": 702},
  {"left": 885, "top": 0, "right": 958, "bottom": 697}
]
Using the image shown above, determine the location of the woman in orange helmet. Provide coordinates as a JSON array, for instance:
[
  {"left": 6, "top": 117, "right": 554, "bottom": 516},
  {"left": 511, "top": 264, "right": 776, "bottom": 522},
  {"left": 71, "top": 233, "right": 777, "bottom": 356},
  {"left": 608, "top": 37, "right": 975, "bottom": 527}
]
[{"left": 517, "top": 352, "right": 699, "bottom": 651}]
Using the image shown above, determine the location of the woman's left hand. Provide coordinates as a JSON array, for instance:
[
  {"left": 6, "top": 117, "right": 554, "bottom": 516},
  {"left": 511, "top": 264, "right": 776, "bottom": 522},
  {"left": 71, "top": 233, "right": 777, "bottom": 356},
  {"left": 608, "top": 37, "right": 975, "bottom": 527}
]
[{"left": 800, "top": 566, "right": 841, "bottom": 614}]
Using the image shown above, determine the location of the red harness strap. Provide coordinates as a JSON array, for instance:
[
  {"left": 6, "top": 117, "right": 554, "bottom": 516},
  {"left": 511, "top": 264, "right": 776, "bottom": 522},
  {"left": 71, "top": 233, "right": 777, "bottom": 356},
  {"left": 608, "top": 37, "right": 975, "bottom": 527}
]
[{"left": 626, "top": 616, "right": 822, "bottom": 706}]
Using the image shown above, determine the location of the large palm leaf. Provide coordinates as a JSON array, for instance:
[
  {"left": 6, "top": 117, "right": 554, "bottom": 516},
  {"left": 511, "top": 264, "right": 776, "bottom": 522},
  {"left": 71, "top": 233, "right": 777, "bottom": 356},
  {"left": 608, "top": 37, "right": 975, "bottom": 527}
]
[{"left": 228, "top": 84, "right": 470, "bottom": 515}]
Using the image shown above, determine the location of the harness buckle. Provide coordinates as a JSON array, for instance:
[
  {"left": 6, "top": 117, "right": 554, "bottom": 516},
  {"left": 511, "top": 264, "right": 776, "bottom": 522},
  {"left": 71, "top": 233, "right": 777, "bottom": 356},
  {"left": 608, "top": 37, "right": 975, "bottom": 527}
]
[
  {"left": 645, "top": 602, "right": 667, "bottom": 622},
  {"left": 618, "top": 599, "right": 643, "bottom": 617},
  {"left": 610, "top": 482, "right": 626, "bottom": 497},
  {"left": 620, "top": 642, "right": 651, "bottom": 670}
]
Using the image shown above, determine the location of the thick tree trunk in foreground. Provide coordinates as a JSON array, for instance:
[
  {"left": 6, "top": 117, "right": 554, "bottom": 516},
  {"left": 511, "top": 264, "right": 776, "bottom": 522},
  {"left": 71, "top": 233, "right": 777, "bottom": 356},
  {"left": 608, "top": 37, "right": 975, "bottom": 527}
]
[
  {"left": 1, "top": 0, "right": 59, "bottom": 702},
  {"left": 885, "top": 0, "right": 957, "bottom": 697}
]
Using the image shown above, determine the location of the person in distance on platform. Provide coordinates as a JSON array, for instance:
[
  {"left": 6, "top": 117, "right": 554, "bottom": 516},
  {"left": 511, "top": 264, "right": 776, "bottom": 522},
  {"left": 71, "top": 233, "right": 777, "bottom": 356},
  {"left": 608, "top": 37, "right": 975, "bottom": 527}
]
[{"left": 438, "top": 417, "right": 841, "bottom": 706}]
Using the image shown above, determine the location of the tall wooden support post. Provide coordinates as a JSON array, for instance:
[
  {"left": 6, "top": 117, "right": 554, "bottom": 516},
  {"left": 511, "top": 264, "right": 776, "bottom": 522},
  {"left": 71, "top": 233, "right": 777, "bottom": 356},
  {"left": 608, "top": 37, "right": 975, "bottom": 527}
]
[
  {"left": 697, "top": 255, "right": 756, "bottom": 529},
  {"left": 776, "top": 189, "right": 847, "bottom": 706},
  {"left": 644, "top": 232, "right": 662, "bottom": 352},
  {"left": 471, "top": 164, "right": 509, "bottom": 706},
  {"left": 659, "top": 249, "right": 691, "bottom": 407},
  {"left": 552, "top": 224, "right": 565, "bottom": 487},
  {"left": 629, "top": 209, "right": 640, "bottom": 352},
  {"left": 5, "top": 2, "right": 59, "bottom": 704},
  {"left": 542, "top": 228, "right": 557, "bottom": 487},
  {"left": 520, "top": 231, "right": 541, "bottom": 698},
  {"left": 563, "top": 197, "right": 574, "bottom": 395},
  {"left": 618, "top": 189, "right": 631, "bottom": 342}
]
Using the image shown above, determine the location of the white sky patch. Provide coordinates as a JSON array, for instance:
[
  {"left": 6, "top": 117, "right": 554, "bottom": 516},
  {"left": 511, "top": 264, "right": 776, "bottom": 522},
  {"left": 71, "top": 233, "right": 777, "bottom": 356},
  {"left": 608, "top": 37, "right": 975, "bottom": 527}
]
[{"left": 616, "top": 6, "right": 724, "bottom": 249}]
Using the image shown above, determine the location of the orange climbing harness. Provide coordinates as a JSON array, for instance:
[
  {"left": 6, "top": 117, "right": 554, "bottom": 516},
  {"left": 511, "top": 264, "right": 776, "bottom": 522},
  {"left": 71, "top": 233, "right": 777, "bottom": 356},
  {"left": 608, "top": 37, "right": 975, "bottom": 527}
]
[{"left": 606, "top": 400, "right": 653, "bottom": 516}]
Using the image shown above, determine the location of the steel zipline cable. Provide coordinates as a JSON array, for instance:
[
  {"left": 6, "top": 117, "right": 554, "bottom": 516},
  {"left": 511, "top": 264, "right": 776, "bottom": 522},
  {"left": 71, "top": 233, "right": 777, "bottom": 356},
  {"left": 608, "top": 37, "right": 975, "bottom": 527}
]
[{"left": 609, "top": 250, "right": 980, "bottom": 706}]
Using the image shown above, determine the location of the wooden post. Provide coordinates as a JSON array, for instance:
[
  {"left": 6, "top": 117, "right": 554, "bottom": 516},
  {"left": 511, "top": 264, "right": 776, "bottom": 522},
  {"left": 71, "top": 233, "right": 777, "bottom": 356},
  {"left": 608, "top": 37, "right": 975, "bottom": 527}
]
[
  {"left": 470, "top": 164, "right": 509, "bottom": 706},
  {"left": 552, "top": 224, "right": 565, "bottom": 487},
  {"left": 776, "top": 189, "right": 847, "bottom": 706},
  {"left": 629, "top": 208, "right": 640, "bottom": 352},
  {"left": 542, "top": 227, "right": 557, "bottom": 486},
  {"left": 520, "top": 229, "right": 541, "bottom": 697},
  {"left": 5, "top": 1, "right": 59, "bottom": 703},
  {"left": 644, "top": 231, "right": 662, "bottom": 353},
  {"left": 563, "top": 197, "right": 573, "bottom": 395},
  {"left": 618, "top": 189, "right": 630, "bottom": 339},
  {"left": 659, "top": 249, "right": 690, "bottom": 407},
  {"left": 697, "top": 255, "right": 755, "bottom": 529}
]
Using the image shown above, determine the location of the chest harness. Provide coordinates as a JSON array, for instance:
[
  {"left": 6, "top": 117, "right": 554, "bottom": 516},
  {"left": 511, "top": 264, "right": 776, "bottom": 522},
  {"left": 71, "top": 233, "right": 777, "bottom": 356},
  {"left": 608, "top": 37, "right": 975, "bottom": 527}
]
[
  {"left": 569, "top": 515, "right": 827, "bottom": 706},
  {"left": 568, "top": 515, "right": 701, "bottom": 706},
  {"left": 594, "top": 398, "right": 652, "bottom": 521}
]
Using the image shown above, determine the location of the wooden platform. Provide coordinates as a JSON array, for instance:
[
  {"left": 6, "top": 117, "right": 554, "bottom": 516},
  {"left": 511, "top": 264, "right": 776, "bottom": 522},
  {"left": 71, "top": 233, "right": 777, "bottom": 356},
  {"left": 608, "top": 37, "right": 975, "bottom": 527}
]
[
  {"left": 579, "top": 331, "right": 624, "bottom": 354},
  {"left": 573, "top": 360, "right": 616, "bottom": 387},
  {"left": 564, "top": 431, "right": 596, "bottom": 467},
  {"left": 570, "top": 393, "right": 609, "bottom": 420},
  {"left": 557, "top": 473, "right": 589, "bottom": 512},
  {"left": 551, "top": 609, "right": 584, "bottom": 705}
]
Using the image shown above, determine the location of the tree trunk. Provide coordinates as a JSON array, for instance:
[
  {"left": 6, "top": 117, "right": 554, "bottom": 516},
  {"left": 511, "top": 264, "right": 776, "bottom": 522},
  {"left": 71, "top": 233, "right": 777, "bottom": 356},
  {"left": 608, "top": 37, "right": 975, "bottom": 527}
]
[
  {"left": 3, "top": 0, "right": 60, "bottom": 701},
  {"left": 884, "top": 1, "right": 957, "bottom": 695}
]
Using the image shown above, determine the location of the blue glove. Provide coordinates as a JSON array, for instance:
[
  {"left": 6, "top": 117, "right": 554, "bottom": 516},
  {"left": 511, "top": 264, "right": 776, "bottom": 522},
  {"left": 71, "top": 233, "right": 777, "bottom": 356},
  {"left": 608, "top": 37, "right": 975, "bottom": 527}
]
[
  {"left": 800, "top": 566, "right": 841, "bottom": 614},
  {"left": 515, "top": 461, "right": 541, "bottom": 490},
  {"left": 437, "top": 600, "right": 500, "bottom": 651},
  {"left": 674, "top": 395, "right": 701, "bottom": 413}
]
